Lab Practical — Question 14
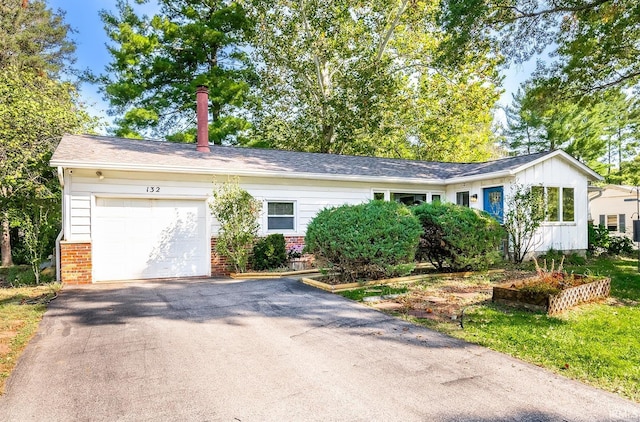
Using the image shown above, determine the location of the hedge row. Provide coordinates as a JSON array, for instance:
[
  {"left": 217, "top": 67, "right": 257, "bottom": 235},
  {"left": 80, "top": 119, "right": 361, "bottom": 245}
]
[{"left": 304, "top": 200, "right": 504, "bottom": 281}]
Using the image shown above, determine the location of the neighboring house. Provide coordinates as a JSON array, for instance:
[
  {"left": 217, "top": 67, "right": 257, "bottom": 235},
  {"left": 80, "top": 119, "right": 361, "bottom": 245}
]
[
  {"left": 589, "top": 184, "right": 640, "bottom": 241},
  {"left": 50, "top": 133, "right": 602, "bottom": 284}
]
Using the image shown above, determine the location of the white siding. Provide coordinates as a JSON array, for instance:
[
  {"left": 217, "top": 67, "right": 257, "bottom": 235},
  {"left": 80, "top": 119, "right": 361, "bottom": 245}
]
[
  {"left": 69, "top": 195, "right": 91, "bottom": 238},
  {"left": 63, "top": 169, "right": 447, "bottom": 241},
  {"left": 444, "top": 157, "right": 591, "bottom": 254},
  {"left": 62, "top": 156, "right": 593, "bottom": 256}
]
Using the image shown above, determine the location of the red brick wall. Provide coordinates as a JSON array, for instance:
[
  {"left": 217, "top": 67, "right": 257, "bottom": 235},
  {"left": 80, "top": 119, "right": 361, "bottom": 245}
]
[
  {"left": 60, "top": 242, "right": 92, "bottom": 284},
  {"left": 210, "top": 235, "right": 311, "bottom": 275},
  {"left": 284, "top": 236, "right": 305, "bottom": 250},
  {"left": 210, "top": 237, "right": 230, "bottom": 276}
]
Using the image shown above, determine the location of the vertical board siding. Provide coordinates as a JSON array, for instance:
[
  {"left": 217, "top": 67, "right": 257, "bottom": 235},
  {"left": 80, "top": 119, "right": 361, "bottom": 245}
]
[{"left": 515, "top": 157, "right": 588, "bottom": 252}]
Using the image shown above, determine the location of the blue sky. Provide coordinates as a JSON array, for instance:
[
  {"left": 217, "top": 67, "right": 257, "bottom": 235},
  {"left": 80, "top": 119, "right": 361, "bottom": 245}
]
[{"left": 49, "top": 1, "right": 533, "bottom": 132}]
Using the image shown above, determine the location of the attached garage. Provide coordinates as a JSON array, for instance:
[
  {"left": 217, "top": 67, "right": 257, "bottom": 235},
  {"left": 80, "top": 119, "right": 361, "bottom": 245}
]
[{"left": 92, "top": 198, "right": 209, "bottom": 282}]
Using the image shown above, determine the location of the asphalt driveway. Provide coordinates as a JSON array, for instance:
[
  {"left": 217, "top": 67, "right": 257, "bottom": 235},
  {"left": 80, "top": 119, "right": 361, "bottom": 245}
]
[{"left": 1, "top": 277, "right": 639, "bottom": 421}]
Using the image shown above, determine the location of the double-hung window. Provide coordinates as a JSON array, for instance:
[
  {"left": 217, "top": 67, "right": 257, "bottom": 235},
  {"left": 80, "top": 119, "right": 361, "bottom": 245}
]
[{"left": 267, "top": 202, "right": 295, "bottom": 231}]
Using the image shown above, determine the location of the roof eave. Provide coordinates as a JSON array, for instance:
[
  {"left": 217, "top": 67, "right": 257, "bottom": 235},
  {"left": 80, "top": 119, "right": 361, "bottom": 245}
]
[
  {"left": 444, "top": 170, "right": 514, "bottom": 185},
  {"left": 50, "top": 160, "right": 446, "bottom": 186}
]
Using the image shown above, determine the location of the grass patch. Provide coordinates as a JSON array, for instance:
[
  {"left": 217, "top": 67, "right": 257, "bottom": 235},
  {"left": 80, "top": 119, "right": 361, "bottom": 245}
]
[
  {"left": 455, "top": 303, "right": 640, "bottom": 401},
  {"left": 0, "top": 283, "right": 61, "bottom": 394},
  {"left": 338, "top": 285, "right": 408, "bottom": 301}
]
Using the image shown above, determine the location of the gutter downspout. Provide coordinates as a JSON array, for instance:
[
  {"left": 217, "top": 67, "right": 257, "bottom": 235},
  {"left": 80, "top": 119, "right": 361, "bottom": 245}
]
[
  {"left": 587, "top": 185, "right": 603, "bottom": 223},
  {"left": 55, "top": 166, "right": 64, "bottom": 283}
]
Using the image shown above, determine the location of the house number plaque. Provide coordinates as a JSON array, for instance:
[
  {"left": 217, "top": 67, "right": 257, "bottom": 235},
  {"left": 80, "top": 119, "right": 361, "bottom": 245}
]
[{"left": 146, "top": 186, "right": 160, "bottom": 193}]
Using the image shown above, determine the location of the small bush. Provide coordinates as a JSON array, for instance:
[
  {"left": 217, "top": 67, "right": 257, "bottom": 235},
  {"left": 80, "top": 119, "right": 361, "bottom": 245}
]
[
  {"left": 588, "top": 223, "right": 635, "bottom": 256},
  {"left": 412, "top": 202, "right": 504, "bottom": 271},
  {"left": 252, "top": 234, "right": 287, "bottom": 270},
  {"left": 609, "top": 236, "right": 634, "bottom": 255},
  {"left": 539, "top": 248, "right": 564, "bottom": 263},
  {"left": 588, "top": 223, "right": 610, "bottom": 252},
  {"left": 7, "top": 266, "right": 37, "bottom": 286},
  {"left": 305, "top": 200, "right": 422, "bottom": 282},
  {"left": 566, "top": 253, "right": 586, "bottom": 266}
]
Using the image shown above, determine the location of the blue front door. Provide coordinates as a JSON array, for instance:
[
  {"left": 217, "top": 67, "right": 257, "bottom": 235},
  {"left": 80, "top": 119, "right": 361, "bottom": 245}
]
[{"left": 483, "top": 186, "right": 504, "bottom": 223}]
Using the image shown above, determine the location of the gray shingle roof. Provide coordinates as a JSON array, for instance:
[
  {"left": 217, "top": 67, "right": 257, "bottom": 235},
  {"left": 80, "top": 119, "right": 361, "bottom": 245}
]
[{"left": 51, "top": 134, "right": 555, "bottom": 181}]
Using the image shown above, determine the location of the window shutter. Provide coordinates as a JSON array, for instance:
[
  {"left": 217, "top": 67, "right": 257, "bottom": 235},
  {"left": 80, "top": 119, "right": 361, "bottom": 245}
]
[
  {"left": 599, "top": 215, "right": 605, "bottom": 227},
  {"left": 619, "top": 214, "right": 626, "bottom": 233}
]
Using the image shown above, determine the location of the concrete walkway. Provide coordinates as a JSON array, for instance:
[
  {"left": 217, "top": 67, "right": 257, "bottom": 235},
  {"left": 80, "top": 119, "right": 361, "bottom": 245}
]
[{"left": 1, "top": 277, "right": 638, "bottom": 421}]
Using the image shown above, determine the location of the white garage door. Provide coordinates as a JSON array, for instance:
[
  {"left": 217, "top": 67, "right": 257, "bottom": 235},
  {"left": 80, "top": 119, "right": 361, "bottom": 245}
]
[{"left": 93, "top": 198, "right": 209, "bottom": 282}]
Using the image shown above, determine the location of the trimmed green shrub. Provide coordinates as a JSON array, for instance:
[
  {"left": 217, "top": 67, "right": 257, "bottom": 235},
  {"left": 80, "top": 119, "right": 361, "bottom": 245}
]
[
  {"left": 305, "top": 200, "right": 422, "bottom": 282},
  {"left": 412, "top": 202, "right": 504, "bottom": 271},
  {"left": 252, "top": 234, "right": 287, "bottom": 271}
]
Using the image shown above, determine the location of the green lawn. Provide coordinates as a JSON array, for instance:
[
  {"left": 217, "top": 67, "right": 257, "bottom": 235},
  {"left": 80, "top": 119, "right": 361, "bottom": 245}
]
[{"left": 444, "top": 257, "right": 640, "bottom": 402}]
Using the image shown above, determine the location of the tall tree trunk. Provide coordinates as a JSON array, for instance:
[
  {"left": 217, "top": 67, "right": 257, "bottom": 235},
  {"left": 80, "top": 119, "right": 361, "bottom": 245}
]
[
  {"left": 1, "top": 214, "right": 13, "bottom": 267},
  {"left": 618, "top": 127, "right": 623, "bottom": 171}
]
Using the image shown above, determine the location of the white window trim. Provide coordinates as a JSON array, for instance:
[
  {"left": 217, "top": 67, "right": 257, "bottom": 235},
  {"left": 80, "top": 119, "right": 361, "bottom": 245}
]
[
  {"left": 264, "top": 200, "right": 297, "bottom": 234},
  {"left": 533, "top": 185, "right": 577, "bottom": 225},
  {"left": 372, "top": 189, "right": 390, "bottom": 201}
]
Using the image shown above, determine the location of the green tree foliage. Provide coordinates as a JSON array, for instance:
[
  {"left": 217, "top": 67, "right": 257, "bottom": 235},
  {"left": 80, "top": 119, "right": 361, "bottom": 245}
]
[
  {"left": 245, "top": 0, "right": 501, "bottom": 161},
  {"left": 0, "top": 0, "right": 75, "bottom": 76},
  {"left": 99, "top": 0, "right": 254, "bottom": 142},
  {"left": 608, "top": 155, "right": 640, "bottom": 186},
  {"left": 210, "top": 181, "right": 261, "bottom": 273},
  {"left": 502, "top": 88, "right": 546, "bottom": 155},
  {"left": 305, "top": 201, "right": 422, "bottom": 282},
  {"left": 0, "top": 66, "right": 93, "bottom": 267},
  {"left": 412, "top": 202, "right": 504, "bottom": 270},
  {"left": 502, "top": 184, "right": 546, "bottom": 263},
  {"left": 598, "top": 90, "right": 640, "bottom": 180},
  {"left": 439, "top": 0, "right": 640, "bottom": 96},
  {"left": 503, "top": 79, "right": 638, "bottom": 175},
  {"left": 251, "top": 233, "right": 287, "bottom": 271}
]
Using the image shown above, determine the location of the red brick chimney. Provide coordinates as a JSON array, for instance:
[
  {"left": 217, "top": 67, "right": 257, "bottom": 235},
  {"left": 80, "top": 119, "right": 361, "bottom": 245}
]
[{"left": 196, "top": 86, "right": 210, "bottom": 153}]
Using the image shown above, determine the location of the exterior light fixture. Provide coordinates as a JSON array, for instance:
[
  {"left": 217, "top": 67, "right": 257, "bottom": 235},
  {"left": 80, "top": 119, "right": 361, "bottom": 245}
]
[
  {"left": 96, "top": 171, "right": 104, "bottom": 180},
  {"left": 470, "top": 194, "right": 478, "bottom": 202}
]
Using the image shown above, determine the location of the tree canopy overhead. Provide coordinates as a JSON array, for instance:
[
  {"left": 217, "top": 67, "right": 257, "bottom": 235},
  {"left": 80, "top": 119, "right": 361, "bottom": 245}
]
[
  {"left": 246, "top": 0, "right": 502, "bottom": 161},
  {"left": 0, "top": 0, "right": 76, "bottom": 76},
  {"left": 98, "top": 0, "right": 255, "bottom": 143},
  {"left": 439, "top": 0, "right": 640, "bottom": 96},
  {"left": 98, "top": 0, "right": 502, "bottom": 162}
]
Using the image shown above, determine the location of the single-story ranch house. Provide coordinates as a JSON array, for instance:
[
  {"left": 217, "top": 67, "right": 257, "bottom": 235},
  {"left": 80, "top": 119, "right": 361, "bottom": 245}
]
[{"left": 50, "top": 133, "right": 602, "bottom": 284}]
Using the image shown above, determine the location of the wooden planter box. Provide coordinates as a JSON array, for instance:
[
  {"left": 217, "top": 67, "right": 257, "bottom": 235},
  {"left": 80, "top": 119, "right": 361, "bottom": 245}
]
[{"left": 492, "top": 276, "right": 611, "bottom": 315}]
